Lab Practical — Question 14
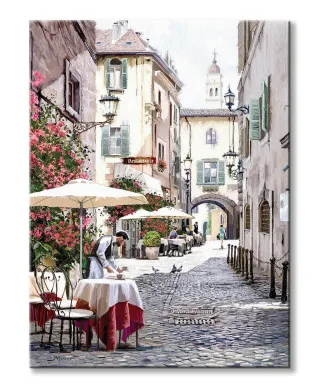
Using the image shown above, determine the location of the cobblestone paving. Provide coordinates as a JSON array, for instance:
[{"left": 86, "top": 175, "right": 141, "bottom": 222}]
[{"left": 30, "top": 245, "right": 289, "bottom": 368}]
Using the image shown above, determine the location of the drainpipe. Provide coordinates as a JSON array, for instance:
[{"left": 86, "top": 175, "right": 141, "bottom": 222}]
[
  {"left": 184, "top": 116, "right": 192, "bottom": 209},
  {"left": 168, "top": 91, "right": 172, "bottom": 201}
]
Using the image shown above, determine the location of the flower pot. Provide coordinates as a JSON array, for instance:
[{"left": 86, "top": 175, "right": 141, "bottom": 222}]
[{"left": 145, "top": 246, "right": 160, "bottom": 260}]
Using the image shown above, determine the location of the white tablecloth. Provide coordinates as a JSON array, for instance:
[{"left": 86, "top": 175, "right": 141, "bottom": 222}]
[
  {"left": 29, "top": 271, "right": 67, "bottom": 300},
  {"left": 137, "top": 238, "right": 168, "bottom": 250},
  {"left": 168, "top": 239, "right": 185, "bottom": 247},
  {"left": 73, "top": 278, "right": 143, "bottom": 318}
]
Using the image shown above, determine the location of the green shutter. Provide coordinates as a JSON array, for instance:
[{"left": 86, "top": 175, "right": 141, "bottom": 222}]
[
  {"left": 121, "top": 124, "right": 130, "bottom": 156},
  {"left": 249, "top": 99, "right": 261, "bottom": 140},
  {"left": 262, "top": 81, "right": 268, "bottom": 132},
  {"left": 175, "top": 156, "right": 180, "bottom": 173},
  {"left": 101, "top": 125, "right": 110, "bottom": 156},
  {"left": 196, "top": 161, "right": 204, "bottom": 185},
  {"left": 106, "top": 59, "right": 111, "bottom": 88},
  {"left": 122, "top": 58, "right": 128, "bottom": 89},
  {"left": 218, "top": 160, "right": 225, "bottom": 185}
]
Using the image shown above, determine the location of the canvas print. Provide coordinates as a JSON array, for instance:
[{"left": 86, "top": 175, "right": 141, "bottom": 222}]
[{"left": 29, "top": 20, "right": 289, "bottom": 368}]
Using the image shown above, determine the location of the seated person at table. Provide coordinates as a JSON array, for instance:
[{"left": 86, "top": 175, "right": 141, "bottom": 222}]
[
  {"left": 86, "top": 231, "right": 129, "bottom": 279},
  {"left": 169, "top": 226, "right": 179, "bottom": 239},
  {"left": 186, "top": 227, "right": 193, "bottom": 236}
]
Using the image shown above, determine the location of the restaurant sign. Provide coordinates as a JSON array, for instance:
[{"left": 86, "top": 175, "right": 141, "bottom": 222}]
[{"left": 122, "top": 157, "right": 156, "bottom": 165}]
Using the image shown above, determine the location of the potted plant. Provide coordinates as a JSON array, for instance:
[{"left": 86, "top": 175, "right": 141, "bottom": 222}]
[
  {"left": 143, "top": 231, "right": 161, "bottom": 260},
  {"left": 158, "top": 159, "right": 167, "bottom": 172}
]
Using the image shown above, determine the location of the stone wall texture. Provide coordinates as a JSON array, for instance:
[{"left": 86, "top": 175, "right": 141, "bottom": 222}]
[{"left": 30, "top": 21, "right": 96, "bottom": 179}]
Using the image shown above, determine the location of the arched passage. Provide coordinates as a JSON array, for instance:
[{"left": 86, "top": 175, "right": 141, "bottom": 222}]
[{"left": 191, "top": 193, "right": 239, "bottom": 239}]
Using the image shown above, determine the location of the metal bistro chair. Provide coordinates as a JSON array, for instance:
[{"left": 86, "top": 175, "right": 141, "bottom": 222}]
[
  {"left": 167, "top": 243, "right": 183, "bottom": 257},
  {"left": 35, "top": 264, "right": 99, "bottom": 351}
]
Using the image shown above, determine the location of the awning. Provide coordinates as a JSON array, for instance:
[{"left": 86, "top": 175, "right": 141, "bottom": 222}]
[{"left": 114, "top": 164, "right": 163, "bottom": 198}]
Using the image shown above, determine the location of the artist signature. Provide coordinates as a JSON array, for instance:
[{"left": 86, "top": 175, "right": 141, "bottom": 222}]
[{"left": 47, "top": 356, "right": 61, "bottom": 362}]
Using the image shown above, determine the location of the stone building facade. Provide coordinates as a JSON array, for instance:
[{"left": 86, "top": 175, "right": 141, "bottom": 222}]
[
  {"left": 237, "top": 21, "right": 289, "bottom": 272},
  {"left": 95, "top": 21, "right": 183, "bottom": 231},
  {"left": 29, "top": 21, "right": 97, "bottom": 179},
  {"left": 180, "top": 57, "right": 239, "bottom": 239}
]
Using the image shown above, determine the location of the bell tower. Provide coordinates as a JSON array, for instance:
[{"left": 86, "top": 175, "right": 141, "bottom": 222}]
[{"left": 205, "top": 49, "right": 223, "bottom": 109}]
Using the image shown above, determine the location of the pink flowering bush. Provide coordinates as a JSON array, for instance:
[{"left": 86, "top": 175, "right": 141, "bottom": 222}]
[{"left": 30, "top": 71, "right": 101, "bottom": 271}]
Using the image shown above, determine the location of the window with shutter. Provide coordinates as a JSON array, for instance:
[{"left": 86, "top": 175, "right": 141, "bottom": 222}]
[
  {"left": 120, "top": 124, "right": 130, "bottom": 156},
  {"left": 259, "top": 200, "right": 270, "bottom": 233},
  {"left": 244, "top": 204, "right": 251, "bottom": 229},
  {"left": 109, "top": 127, "right": 121, "bottom": 155},
  {"left": 262, "top": 81, "right": 268, "bottom": 132},
  {"left": 204, "top": 162, "right": 217, "bottom": 184},
  {"left": 101, "top": 125, "right": 110, "bottom": 156},
  {"left": 65, "top": 60, "right": 82, "bottom": 120},
  {"left": 196, "top": 161, "right": 204, "bottom": 185},
  {"left": 249, "top": 99, "right": 261, "bottom": 140}
]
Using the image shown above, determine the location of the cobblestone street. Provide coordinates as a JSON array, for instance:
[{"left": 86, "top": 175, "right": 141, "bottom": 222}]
[{"left": 30, "top": 241, "right": 289, "bottom": 368}]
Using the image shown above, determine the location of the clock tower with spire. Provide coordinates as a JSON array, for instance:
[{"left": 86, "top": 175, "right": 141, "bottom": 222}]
[{"left": 205, "top": 49, "right": 223, "bottom": 108}]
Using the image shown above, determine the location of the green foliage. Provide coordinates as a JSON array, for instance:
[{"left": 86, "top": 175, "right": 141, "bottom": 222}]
[
  {"left": 176, "top": 229, "right": 185, "bottom": 235},
  {"left": 143, "top": 231, "right": 161, "bottom": 247}
]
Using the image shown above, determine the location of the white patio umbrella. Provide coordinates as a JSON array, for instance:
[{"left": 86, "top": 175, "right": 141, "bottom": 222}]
[
  {"left": 30, "top": 179, "right": 148, "bottom": 277},
  {"left": 146, "top": 207, "right": 194, "bottom": 219},
  {"left": 119, "top": 209, "right": 151, "bottom": 220}
]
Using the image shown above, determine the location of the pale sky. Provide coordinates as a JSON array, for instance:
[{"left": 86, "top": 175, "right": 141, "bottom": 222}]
[{"left": 96, "top": 19, "right": 239, "bottom": 108}]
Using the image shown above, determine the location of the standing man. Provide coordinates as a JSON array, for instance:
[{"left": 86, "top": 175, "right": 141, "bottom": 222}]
[
  {"left": 86, "top": 231, "right": 129, "bottom": 279},
  {"left": 193, "top": 222, "right": 199, "bottom": 234},
  {"left": 219, "top": 224, "right": 226, "bottom": 249}
]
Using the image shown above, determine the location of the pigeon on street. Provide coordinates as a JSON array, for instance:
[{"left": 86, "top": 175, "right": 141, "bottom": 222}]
[
  {"left": 170, "top": 264, "right": 177, "bottom": 273},
  {"left": 152, "top": 266, "right": 160, "bottom": 274}
]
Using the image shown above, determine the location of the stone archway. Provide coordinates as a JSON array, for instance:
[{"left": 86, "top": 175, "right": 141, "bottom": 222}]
[{"left": 191, "top": 193, "right": 239, "bottom": 239}]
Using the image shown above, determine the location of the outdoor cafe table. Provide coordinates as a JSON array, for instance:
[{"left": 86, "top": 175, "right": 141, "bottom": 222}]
[{"left": 73, "top": 277, "right": 144, "bottom": 351}]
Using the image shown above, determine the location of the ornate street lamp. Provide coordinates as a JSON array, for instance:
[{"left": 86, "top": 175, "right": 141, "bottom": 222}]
[
  {"left": 222, "top": 115, "right": 240, "bottom": 180},
  {"left": 99, "top": 93, "right": 120, "bottom": 122},
  {"left": 224, "top": 86, "right": 249, "bottom": 115},
  {"left": 73, "top": 91, "right": 120, "bottom": 133},
  {"left": 183, "top": 155, "right": 192, "bottom": 226}
]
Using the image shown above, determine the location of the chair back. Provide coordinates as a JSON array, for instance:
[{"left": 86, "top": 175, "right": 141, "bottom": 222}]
[{"left": 34, "top": 264, "right": 75, "bottom": 315}]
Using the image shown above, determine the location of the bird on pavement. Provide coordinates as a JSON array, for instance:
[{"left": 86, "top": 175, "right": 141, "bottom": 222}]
[
  {"left": 152, "top": 266, "right": 160, "bottom": 274},
  {"left": 170, "top": 264, "right": 177, "bottom": 273},
  {"left": 176, "top": 265, "right": 183, "bottom": 272}
]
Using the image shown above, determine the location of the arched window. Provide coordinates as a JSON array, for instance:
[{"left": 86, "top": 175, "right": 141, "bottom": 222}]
[
  {"left": 259, "top": 200, "right": 270, "bottom": 233},
  {"left": 244, "top": 204, "right": 251, "bottom": 229},
  {"left": 215, "top": 88, "right": 218, "bottom": 96},
  {"left": 209, "top": 88, "right": 213, "bottom": 96},
  {"left": 206, "top": 128, "right": 217, "bottom": 144}
]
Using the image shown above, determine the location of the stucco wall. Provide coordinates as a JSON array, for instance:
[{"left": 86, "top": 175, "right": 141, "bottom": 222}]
[
  {"left": 95, "top": 55, "right": 154, "bottom": 185},
  {"left": 239, "top": 21, "right": 289, "bottom": 268},
  {"left": 180, "top": 116, "right": 239, "bottom": 202}
]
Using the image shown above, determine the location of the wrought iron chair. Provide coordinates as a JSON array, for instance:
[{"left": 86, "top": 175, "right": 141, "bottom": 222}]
[
  {"left": 35, "top": 264, "right": 99, "bottom": 351},
  {"left": 167, "top": 243, "right": 183, "bottom": 257}
]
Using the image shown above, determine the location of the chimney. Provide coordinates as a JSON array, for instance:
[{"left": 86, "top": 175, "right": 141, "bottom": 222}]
[
  {"left": 112, "top": 22, "right": 120, "bottom": 42},
  {"left": 118, "top": 20, "right": 128, "bottom": 38}
]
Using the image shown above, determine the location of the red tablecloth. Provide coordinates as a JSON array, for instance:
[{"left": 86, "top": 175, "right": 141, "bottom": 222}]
[
  {"left": 29, "top": 293, "right": 60, "bottom": 328},
  {"left": 75, "top": 299, "right": 144, "bottom": 351}
]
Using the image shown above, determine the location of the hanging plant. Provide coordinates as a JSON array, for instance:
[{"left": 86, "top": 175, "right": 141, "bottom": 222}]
[{"left": 158, "top": 159, "right": 167, "bottom": 172}]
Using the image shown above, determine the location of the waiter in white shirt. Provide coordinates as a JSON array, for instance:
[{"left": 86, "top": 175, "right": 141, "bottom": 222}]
[{"left": 86, "top": 230, "right": 129, "bottom": 279}]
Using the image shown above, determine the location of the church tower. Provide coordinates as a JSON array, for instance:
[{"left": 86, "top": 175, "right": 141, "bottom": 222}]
[{"left": 205, "top": 50, "right": 223, "bottom": 109}]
